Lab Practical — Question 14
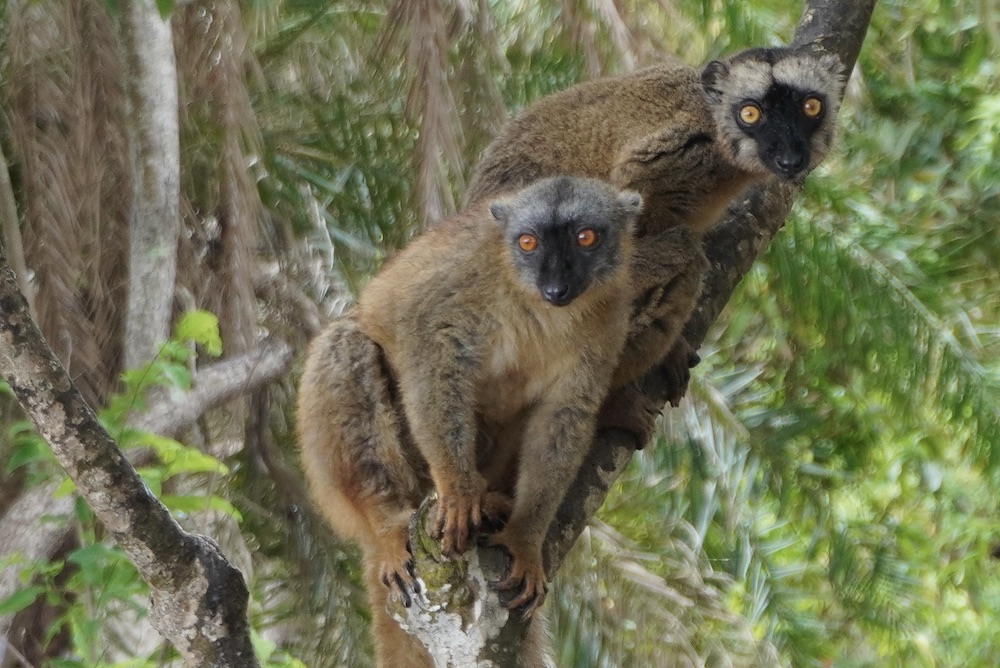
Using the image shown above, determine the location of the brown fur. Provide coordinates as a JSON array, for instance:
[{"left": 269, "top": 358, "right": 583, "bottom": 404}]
[
  {"left": 466, "top": 64, "right": 751, "bottom": 235},
  {"left": 467, "top": 48, "right": 843, "bottom": 234},
  {"left": 298, "top": 178, "right": 644, "bottom": 666}
]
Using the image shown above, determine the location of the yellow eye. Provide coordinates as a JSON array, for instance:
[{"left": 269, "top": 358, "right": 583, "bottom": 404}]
[
  {"left": 518, "top": 234, "right": 537, "bottom": 252},
  {"left": 576, "top": 229, "right": 598, "bottom": 248},
  {"left": 739, "top": 104, "right": 761, "bottom": 125},
  {"left": 803, "top": 97, "right": 823, "bottom": 118}
]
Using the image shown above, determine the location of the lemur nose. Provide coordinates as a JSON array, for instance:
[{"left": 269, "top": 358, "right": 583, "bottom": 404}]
[
  {"left": 776, "top": 153, "right": 806, "bottom": 175},
  {"left": 542, "top": 284, "right": 571, "bottom": 306}
]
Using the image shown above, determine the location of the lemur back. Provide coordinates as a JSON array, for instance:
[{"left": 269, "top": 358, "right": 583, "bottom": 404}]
[{"left": 467, "top": 47, "right": 844, "bottom": 236}]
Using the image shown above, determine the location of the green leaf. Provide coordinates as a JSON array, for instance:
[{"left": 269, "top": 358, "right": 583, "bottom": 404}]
[
  {"left": 155, "top": 0, "right": 173, "bottom": 19},
  {"left": 160, "top": 494, "right": 242, "bottom": 521},
  {"left": 5, "top": 434, "right": 52, "bottom": 472},
  {"left": 0, "top": 585, "right": 46, "bottom": 615},
  {"left": 174, "top": 310, "right": 223, "bottom": 357},
  {"left": 252, "top": 629, "right": 277, "bottom": 661},
  {"left": 157, "top": 339, "right": 194, "bottom": 366},
  {"left": 54, "top": 477, "right": 77, "bottom": 497},
  {"left": 136, "top": 466, "right": 164, "bottom": 496},
  {"left": 67, "top": 543, "right": 112, "bottom": 571},
  {"left": 125, "top": 431, "right": 228, "bottom": 477},
  {"left": 165, "top": 446, "right": 228, "bottom": 477},
  {"left": 157, "top": 358, "right": 193, "bottom": 390}
]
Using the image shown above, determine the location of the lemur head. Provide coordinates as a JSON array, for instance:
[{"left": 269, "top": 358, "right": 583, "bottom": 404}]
[
  {"left": 702, "top": 47, "right": 844, "bottom": 180},
  {"left": 489, "top": 177, "right": 641, "bottom": 307}
]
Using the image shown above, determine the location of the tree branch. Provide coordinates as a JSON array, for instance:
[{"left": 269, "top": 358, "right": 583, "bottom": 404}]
[
  {"left": 0, "top": 253, "right": 260, "bottom": 665},
  {"left": 129, "top": 337, "right": 293, "bottom": 437}
]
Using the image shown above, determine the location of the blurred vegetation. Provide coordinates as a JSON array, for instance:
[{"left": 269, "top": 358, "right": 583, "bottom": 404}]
[{"left": 1, "top": 0, "right": 998, "bottom": 666}]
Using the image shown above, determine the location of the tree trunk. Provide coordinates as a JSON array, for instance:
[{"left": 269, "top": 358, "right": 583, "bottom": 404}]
[{"left": 120, "top": 0, "right": 180, "bottom": 369}]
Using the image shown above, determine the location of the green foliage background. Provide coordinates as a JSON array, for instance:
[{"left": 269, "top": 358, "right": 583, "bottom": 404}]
[{"left": 1, "top": 0, "right": 999, "bottom": 666}]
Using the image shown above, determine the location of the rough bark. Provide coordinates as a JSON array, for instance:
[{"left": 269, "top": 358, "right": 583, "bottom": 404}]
[
  {"left": 0, "top": 336, "right": 291, "bottom": 657},
  {"left": 0, "top": 253, "right": 262, "bottom": 665},
  {"left": 120, "top": 0, "right": 181, "bottom": 370},
  {"left": 398, "top": 1, "right": 878, "bottom": 663}
]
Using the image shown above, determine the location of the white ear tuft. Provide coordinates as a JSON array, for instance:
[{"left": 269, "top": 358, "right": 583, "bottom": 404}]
[{"left": 819, "top": 53, "right": 845, "bottom": 79}]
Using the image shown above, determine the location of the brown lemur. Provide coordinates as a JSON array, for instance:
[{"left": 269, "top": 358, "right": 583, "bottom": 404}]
[
  {"left": 298, "top": 176, "right": 680, "bottom": 666},
  {"left": 466, "top": 46, "right": 845, "bottom": 439}
]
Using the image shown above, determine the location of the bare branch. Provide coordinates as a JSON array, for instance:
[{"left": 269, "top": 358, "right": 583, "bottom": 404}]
[{"left": 129, "top": 338, "right": 293, "bottom": 437}]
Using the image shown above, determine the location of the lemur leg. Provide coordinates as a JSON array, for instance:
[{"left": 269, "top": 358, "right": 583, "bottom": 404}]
[
  {"left": 363, "top": 563, "right": 435, "bottom": 668},
  {"left": 298, "top": 317, "right": 429, "bottom": 605}
]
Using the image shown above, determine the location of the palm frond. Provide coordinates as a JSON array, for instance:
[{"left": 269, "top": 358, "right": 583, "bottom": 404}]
[
  {"left": 174, "top": 1, "right": 265, "bottom": 356},
  {"left": 5, "top": 0, "right": 128, "bottom": 404},
  {"left": 380, "top": 0, "right": 466, "bottom": 226},
  {"left": 769, "top": 207, "right": 1000, "bottom": 468}
]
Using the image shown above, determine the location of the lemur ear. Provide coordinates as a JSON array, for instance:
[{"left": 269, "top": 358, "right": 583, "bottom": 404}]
[
  {"left": 618, "top": 189, "right": 643, "bottom": 215},
  {"left": 701, "top": 60, "right": 730, "bottom": 101},
  {"left": 818, "top": 53, "right": 845, "bottom": 78},
  {"left": 489, "top": 200, "right": 510, "bottom": 224}
]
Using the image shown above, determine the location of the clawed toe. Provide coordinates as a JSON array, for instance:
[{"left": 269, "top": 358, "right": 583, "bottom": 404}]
[{"left": 491, "top": 571, "right": 547, "bottom": 618}]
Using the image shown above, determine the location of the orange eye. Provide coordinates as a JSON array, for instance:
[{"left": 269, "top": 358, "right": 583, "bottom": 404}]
[
  {"left": 576, "top": 229, "right": 598, "bottom": 247},
  {"left": 518, "top": 234, "right": 537, "bottom": 252},
  {"left": 803, "top": 96, "right": 823, "bottom": 118},
  {"left": 738, "top": 104, "right": 761, "bottom": 125}
]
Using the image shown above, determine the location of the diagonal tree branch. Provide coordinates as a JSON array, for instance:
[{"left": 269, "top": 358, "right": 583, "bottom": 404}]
[
  {"left": 0, "top": 335, "right": 294, "bottom": 651},
  {"left": 0, "top": 251, "right": 260, "bottom": 665}
]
